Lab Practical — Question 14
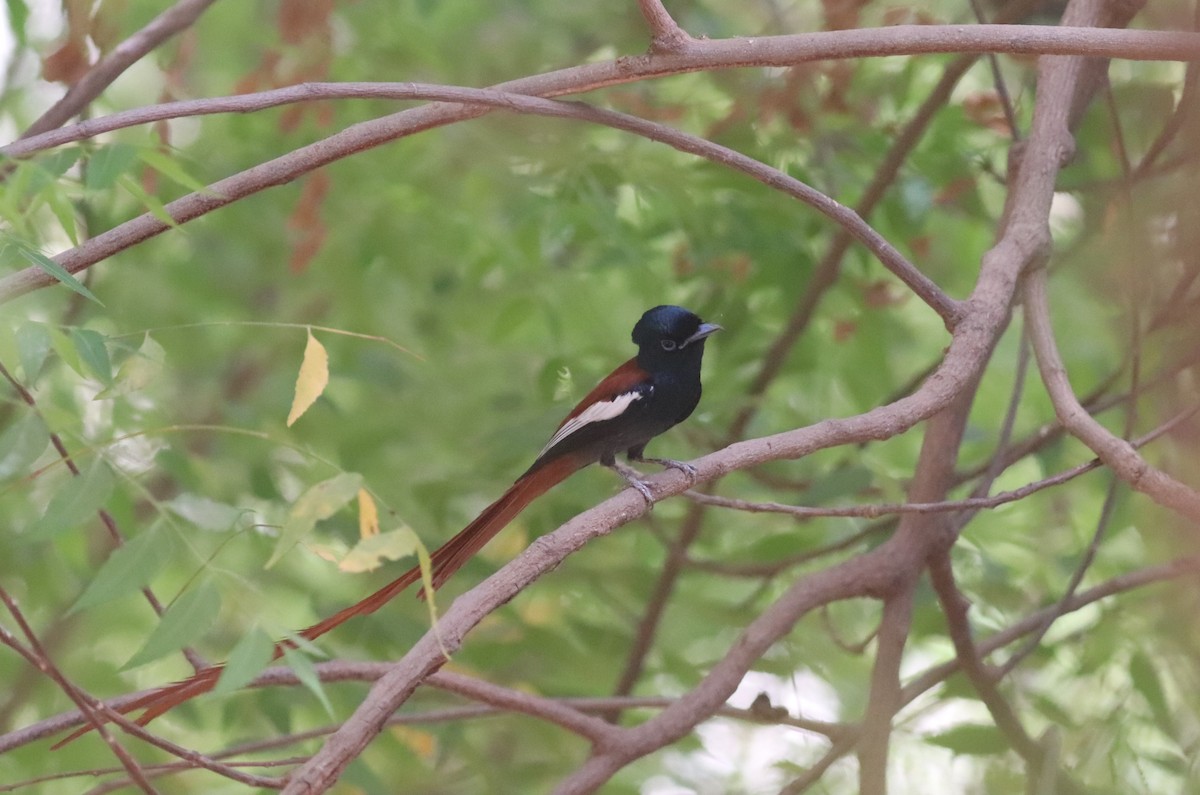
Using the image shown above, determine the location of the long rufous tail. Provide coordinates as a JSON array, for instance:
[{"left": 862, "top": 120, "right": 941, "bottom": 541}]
[{"left": 53, "top": 456, "right": 581, "bottom": 747}]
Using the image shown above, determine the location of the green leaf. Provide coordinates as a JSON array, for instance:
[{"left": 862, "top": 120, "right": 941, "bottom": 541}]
[
  {"left": 18, "top": 247, "right": 102, "bottom": 305},
  {"left": 4, "top": 160, "right": 36, "bottom": 207},
  {"left": 95, "top": 334, "right": 165, "bottom": 398},
  {"left": 25, "top": 148, "right": 80, "bottom": 196},
  {"left": 267, "top": 472, "right": 363, "bottom": 568},
  {"left": 804, "top": 464, "right": 874, "bottom": 506},
  {"left": 119, "top": 173, "right": 178, "bottom": 227},
  {"left": 1130, "top": 651, "right": 1173, "bottom": 730},
  {"left": 0, "top": 414, "right": 49, "bottom": 480},
  {"left": 926, "top": 723, "right": 1008, "bottom": 756},
  {"left": 43, "top": 186, "right": 80, "bottom": 245},
  {"left": 16, "top": 321, "right": 52, "bottom": 386},
  {"left": 123, "top": 580, "right": 221, "bottom": 669},
  {"left": 36, "top": 147, "right": 80, "bottom": 179},
  {"left": 281, "top": 645, "right": 334, "bottom": 717},
  {"left": 214, "top": 628, "right": 276, "bottom": 695},
  {"left": 71, "top": 528, "right": 176, "bottom": 612},
  {"left": 46, "top": 324, "right": 82, "bottom": 376},
  {"left": 30, "top": 459, "right": 115, "bottom": 538},
  {"left": 166, "top": 492, "right": 245, "bottom": 532},
  {"left": 71, "top": 328, "right": 113, "bottom": 385},
  {"left": 137, "top": 147, "right": 211, "bottom": 194},
  {"left": 898, "top": 174, "right": 934, "bottom": 224},
  {"left": 85, "top": 143, "right": 139, "bottom": 191},
  {"left": 5, "top": 0, "right": 29, "bottom": 46}
]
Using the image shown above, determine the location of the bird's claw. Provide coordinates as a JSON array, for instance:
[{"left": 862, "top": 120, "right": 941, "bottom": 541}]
[
  {"left": 668, "top": 460, "right": 699, "bottom": 484},
  {"left": 607, "top": 459, "right": 656, "bottom": 507},
  {"left": 628, "top": 477, "right": 655, "bottom": 506},
  {"left": 640, "top": 457, "right": 698, "bottom": 486}
]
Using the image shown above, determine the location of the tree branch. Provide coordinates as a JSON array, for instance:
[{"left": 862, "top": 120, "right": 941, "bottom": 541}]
[
  {"left": 0, "top": 360, "right": 206, "bottom": 672},
  {"left": 1025, "top": 268, "right": 1200, "bottom": 521},
  {"left": 928, "top": 553, "right": 1061, "bottom": 786},
  {"left": 635, "top": 0, "right": 693, "bottom": 52},
  {"left": 20, "top": 0, "right": 220, "bottom": 139},
  {"left": 857, "top": 591, "right": 913, "bottom": 795},
  {"left": 0, "top": 589, "right": 157, "bottom": 794},
  {"left": 5, "top": 23, "right": 1199, "bottom": 303},
  {"left": 682, "top": 402, "right": 1196, "bottom": 522},
  {"left": 0, "top": 84, "right": 956, "bottom": 324}
]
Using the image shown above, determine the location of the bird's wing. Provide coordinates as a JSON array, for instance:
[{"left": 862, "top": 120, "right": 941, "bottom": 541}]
[{"left": 538, "top": 358, "right": 651, "bottom": 457}]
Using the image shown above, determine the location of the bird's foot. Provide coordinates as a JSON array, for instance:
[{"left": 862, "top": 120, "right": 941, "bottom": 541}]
[
  {"left": 607, "top": 460, "right": 656, "bottom": 506},
  {"left": 634, "top": 456, "right": 698, "bottom": 486}
]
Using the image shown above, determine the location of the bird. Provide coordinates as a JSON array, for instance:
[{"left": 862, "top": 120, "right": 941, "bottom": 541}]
[{"left": 54, "top": 304, "right": 720, "bottom": 744}]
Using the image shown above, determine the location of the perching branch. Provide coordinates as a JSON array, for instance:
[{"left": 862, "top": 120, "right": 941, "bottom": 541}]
[{"left": 3, "top": 3, "right": 1196, "bottom": 792}]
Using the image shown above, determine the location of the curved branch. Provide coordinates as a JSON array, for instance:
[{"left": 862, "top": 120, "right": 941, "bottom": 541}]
[
  {"left": 604, "top": 0, "right": 1048, "bottom": 703},
  {"left": 20, "top": 0, "right": 219, "bottom": 139},
  {"left": 683, "top": 402, "right": 1197, "bottom": 522},
  {"left": 4, "top": 23, "right": 1199, "bottom": 304},
  {"left": 0, "top": 84, "right": 959, "bottom": 326},
  {"left": 281, "top": 156, "right": 1033, "bottom": 787},
  {"left": 782, "top": 555, "right": 1200, "bottom": 791},
  {"left": 12, "top": 24, "right": 1197, "bottom": 162},
  {"left": 1025, "top": 268, "right": 1200, "bottom": 521}
]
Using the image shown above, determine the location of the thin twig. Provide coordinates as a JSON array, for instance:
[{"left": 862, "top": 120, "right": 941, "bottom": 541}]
[
  {"left": 682, "top": 403, "right": 1197, "bottom": 522},
  {"left": 0, "top": 590, "right": 158, "bottom": 795},
  {"left": 635, "top": 0, "right": 693, "bottom": 51},
  {"left": 783, "top": 554, "right": 1200, "bottom": 791},
  {"left": 968, "top": 0, "right": 1023, "bottom": 139}
]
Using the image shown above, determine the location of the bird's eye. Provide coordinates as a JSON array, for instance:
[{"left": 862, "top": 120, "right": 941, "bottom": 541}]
[{"left": 660, "top": 339, "right": 677, "bottom": 351}]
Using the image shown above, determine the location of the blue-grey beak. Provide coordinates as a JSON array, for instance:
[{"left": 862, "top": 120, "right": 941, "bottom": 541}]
[{"left": 682, "top": 322, "right": 722, "bottom": 347}]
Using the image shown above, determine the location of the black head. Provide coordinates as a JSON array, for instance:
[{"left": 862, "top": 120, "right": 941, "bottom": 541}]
[{"left": 631, "top": 305, "right": 721, "bottom": 370}]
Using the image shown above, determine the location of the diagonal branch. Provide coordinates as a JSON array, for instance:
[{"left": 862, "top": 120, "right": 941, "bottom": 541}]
[
  {"left": 793, "top": 555, "right": 1200, "bottom": 789},
  {"left": 282, "top": 324, "right": 1015, "bottom": 791},
  {"left": 253, "top": 3, "right": 1122, "bottom": 778},
  {"left": 0, "top": 589, "right": 158, "bottom": 794},
  {"left": 1024, "top": 268, "right": 1200, "bottom": 521},
  {"left": 284, "top": 93, "right": 1045, "bottom": 782},
  {"left": 20, "top": 0, "right": 220, "bottom": 139},
  {"left": 604, "top": 0, "right": 1045, "bottom": 703},
  {"left": 928, "top": 553, "right": 1074, "bottom": 790},
  {"left": 0, "top": 85, "right": 960, "bottom": 326},
  {"left": 4, "top": 22, "right": 1199, "bottom": 302}
]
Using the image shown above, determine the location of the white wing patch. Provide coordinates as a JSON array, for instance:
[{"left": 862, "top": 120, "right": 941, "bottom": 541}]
[{"left": 540, "top": 389, "right": 647, "bottom": 456}]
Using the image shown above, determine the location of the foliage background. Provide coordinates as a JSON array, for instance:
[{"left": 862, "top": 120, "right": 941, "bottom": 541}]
[{"left": 0, "top": 0, "right": 1198, "bottom": 793}]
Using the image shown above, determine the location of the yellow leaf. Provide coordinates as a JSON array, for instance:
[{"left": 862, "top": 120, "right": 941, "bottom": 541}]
[
  {"left": 338, "top": 528, "right": 418, "bottom": 573},
  {"left": 266, "top": 472, "right": 362, "bottom": 568},
  {"left": 358, "top": 489, "right": 380, "bottom": 538},
  {"left": 287, "top": 330, "right": 328, "bottom": 427}
]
